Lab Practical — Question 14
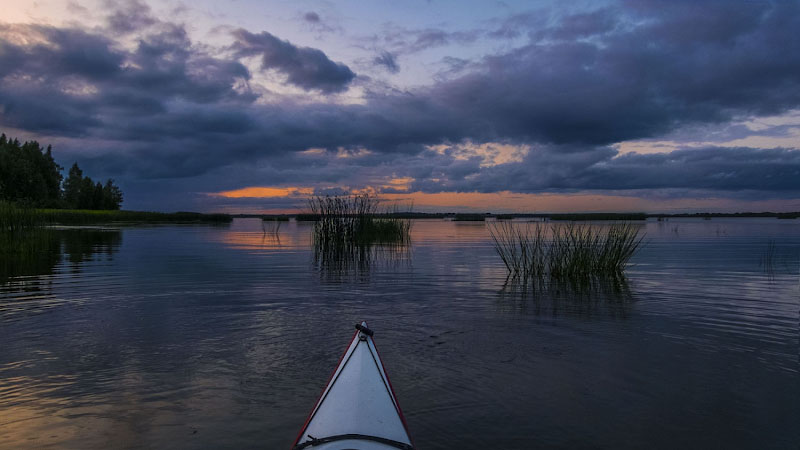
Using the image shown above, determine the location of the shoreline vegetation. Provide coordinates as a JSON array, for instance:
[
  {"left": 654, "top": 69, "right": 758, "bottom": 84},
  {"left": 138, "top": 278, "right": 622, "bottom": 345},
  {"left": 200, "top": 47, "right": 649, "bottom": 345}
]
[
  {"left": 254, "top": 211, "right": 800, "bottom": 221},
  {"left": 1, "top": 134, "right": 234, "bottom": 231},
  {"left": 3, "top": 203, "right": 796, "bottom": 233},
  {"left": 1, "top": 134, "right": 122, "bottom": 210},
  {"left": 3, "top": 134, "right": 234, "bottom": 231},
  {"left": 1, "top": 201, "right": 231, "bottom": 231}
]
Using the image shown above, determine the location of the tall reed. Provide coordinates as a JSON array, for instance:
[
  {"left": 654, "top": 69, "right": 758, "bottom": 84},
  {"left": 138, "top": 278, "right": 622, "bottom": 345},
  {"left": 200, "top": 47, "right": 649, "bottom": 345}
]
[
  {"left": 489, "top": 221, "right": 643, "bottom": 280},
  {"left": 309, "top": 194, "right": 411, "bottom": 248},
  {"left": 0, "top": 201, "right": 51, "bottom": 231},
  {"left": 759, "top": 239, "right": 776, "bottom": 276},
  {"left": 309, "top": 194, "right": 411, "bottom": 278}
]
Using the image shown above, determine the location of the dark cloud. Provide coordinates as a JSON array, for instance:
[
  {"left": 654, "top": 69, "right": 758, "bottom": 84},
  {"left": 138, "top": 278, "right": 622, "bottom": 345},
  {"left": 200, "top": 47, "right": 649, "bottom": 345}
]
[
  {"left": 105, "top": 0, "right": 157, "bottom": 34},
  {"left": 2, "top": 1, "right": 800, "bottom": 210},
  {"left": 0, "top": 22, "right": 253, "bottom": 136},
  {"left": 124, "top": 25, "right": 253, "bottom": 104},
  {"left": 412, "top": 145, "right": 800, "bottom": 194},
  {"left": 373, "top": 51, "right": 400, "bottom": 73},
  {"left": 0, "top": 25, "right": 122, "bottom": 81},
  {"left": 427, "top": 1, "right": 800, "bottom": 146},
  {"left": 587, "top": 147, "right": 800, "bottom": 192},
  {"left": 231, "top": 29, "right": 355, "bottom": 93},
  {"left": 0, "top": 83, "right": 102, "bottom": 135},
  {"left": 299, "top": 10, "right": 339, "bottom": 34}
]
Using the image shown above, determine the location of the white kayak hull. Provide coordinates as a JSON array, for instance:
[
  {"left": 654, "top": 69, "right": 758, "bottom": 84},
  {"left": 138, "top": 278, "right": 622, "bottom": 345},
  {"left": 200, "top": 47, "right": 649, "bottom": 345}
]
[{"left": 292, "top": 322, "right": 415, "bottom": 450}]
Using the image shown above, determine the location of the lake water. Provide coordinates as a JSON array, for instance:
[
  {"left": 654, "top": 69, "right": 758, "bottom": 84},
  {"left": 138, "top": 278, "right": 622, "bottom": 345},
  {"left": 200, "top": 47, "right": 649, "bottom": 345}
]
[{"left": 1, "top": 218, "right": 798, "bottom": 449}]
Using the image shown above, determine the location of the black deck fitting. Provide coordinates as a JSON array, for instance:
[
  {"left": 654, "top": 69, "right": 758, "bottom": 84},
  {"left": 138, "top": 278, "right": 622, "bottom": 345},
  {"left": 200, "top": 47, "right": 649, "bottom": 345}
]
[{"left": 355, "top": 324, "right": 374, "bottom": 336}]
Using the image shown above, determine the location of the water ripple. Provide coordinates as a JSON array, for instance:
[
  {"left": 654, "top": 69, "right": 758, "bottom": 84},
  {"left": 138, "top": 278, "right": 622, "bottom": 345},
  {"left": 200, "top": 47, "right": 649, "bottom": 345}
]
[{"left": 0, "top": 218, "right": 798, "bottom": 449}]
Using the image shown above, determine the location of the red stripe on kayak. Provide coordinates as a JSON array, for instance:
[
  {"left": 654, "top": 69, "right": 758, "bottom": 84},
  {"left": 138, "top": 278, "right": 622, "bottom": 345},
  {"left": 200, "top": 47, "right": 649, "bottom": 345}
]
[
  {"left": 370, "top": 336, "right": 416, "bottom": 449},
  {"left": 291, "top": 328, "right": 359, "bottom": 449}
]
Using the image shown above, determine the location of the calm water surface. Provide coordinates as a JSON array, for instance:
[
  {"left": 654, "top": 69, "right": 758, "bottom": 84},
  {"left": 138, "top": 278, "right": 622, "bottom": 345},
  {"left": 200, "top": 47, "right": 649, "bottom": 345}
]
[{"left": 1, "top": 218, "right": 798, "bottom": 449}]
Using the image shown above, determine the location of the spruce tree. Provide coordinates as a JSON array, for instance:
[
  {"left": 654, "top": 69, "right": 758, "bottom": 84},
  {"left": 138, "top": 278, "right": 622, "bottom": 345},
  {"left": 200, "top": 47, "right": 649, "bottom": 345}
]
[
  {"left": 103, "top": 179, "right": 123, "bottom": 210},
  {"left": 63, "top": 163, "right": 84, "bottom": 209}
]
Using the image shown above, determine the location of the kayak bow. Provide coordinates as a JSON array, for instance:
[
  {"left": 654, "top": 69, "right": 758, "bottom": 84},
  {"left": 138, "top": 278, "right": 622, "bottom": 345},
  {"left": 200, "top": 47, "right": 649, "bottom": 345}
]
[{"left": 292, "top": 322, "right": 415, "bottom": 450}]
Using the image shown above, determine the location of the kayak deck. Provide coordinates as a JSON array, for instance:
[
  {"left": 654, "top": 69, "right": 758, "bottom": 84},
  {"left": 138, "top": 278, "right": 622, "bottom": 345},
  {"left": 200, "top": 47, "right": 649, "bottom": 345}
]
[{"left": 292, "top": 323, "right": 414, "bottom": 450}]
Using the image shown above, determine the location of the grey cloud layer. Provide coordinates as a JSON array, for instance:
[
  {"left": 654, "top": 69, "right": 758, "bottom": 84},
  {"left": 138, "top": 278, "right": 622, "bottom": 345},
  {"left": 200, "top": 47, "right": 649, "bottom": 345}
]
[
  {"left": 412, "top": 145, "right": 800, "bottom": 195},
  {"left": 0, "top": 22, "right": 253, "bottom": 135},
  {"left": 1, "top": 0, "right": 800, "bottom": 206}
]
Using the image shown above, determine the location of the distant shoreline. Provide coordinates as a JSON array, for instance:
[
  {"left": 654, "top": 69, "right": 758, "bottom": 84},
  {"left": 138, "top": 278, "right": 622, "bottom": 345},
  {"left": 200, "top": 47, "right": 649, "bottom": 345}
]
[
  {"left": 1, "top": 204, "right": 232, "bottom": 230},
  {"left": 248, "top": 211, "right": 800, "bottom": 221},
  {"left": 5, "top": 205, "right": 797, "bottom": 232}
]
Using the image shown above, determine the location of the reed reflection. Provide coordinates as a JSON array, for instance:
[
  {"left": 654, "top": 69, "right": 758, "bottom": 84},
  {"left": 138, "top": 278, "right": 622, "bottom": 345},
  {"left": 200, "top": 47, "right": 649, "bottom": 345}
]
[
  {"left": 0, "top": 228, "right": 121, "bottom": 287},
  {"left": 313, "top": 241, "right": 411, "bottom": 282},
  {"left": 309, "top": 194, "right": 412, "bottom": 282},
  {"left": 498, "top": 274, "right": 634, "bottom": 318}
]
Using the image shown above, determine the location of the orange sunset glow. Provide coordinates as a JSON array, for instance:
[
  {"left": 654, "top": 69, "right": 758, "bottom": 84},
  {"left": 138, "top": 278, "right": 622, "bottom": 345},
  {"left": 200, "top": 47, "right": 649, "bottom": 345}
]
[
  {"left": 207, "top": 186, "right": 800, "bottom": 214},
  {"left": 214, "top": 186, "right": 314, "bottom": 198}
]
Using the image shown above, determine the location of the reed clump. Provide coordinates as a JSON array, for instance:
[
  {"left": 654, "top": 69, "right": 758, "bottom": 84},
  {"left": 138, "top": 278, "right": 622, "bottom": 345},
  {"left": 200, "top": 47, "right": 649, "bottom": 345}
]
[
  {"left": 0, "top": 201, "right": 51, "bottom": 231},
  {"left": 309, "top": 194, "right": 411, "bottom": 248},
  {"left": 489, "top": 221, "right": 643, "bottom": 280},
  {"left": 309, "top": 194, "right": 411, "bottom": 279}
]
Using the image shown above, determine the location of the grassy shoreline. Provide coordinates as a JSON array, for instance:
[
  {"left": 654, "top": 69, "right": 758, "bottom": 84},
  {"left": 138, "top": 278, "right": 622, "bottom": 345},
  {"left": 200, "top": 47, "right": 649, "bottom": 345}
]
[
  {"left": 39, "top": 209, "right": 233, "bottom": 225},
  {"left": 1, "top": 202, "right": 232, "bottom": 230}
]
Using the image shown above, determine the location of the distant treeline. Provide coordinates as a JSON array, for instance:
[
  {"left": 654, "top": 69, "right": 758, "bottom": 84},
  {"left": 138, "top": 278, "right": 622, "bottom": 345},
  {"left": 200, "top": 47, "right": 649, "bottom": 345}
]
[
  {"left": 284, "top": 212, "right": 648, "bottom": 221},
  {"left": 658, "top": 211, "right": 800, "bottom": 219},
  {"left": 0, "top": 134, "right": 122, "bottom": 210},
  {"left": 264, "top": 211, "right": 800, "bottom": 221}
]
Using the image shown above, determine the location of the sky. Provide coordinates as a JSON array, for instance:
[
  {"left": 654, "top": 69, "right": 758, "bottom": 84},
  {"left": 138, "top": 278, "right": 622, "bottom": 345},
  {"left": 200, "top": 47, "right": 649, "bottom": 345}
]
[{"left": 1, "top": 0, "right": 800, "bottom": 213}]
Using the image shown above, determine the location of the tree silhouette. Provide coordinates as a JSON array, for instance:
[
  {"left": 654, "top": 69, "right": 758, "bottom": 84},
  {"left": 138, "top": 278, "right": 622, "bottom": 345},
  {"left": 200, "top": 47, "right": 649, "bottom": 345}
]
[
  {"left": 63, "top": 163, "right": 83, "bottom": 208},
  {"left": 0, "top": 134, "right": 123, "bottom": 210}
]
